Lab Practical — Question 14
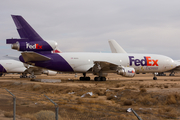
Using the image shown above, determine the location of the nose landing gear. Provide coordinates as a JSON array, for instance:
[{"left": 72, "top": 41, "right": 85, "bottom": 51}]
[{"left": 153, "top": 73, "right": 157, "bottom": 80}]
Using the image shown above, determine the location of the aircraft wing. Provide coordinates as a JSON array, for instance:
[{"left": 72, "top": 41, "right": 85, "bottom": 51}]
[
  {"left": 21, "top": 52, "right": 51, "bottom": 62},
  {"left": 93, "top": 61, "right": 118, "bottom": 71}
]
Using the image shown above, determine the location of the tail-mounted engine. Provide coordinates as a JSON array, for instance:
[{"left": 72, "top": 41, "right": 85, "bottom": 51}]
[
  {"left": 117, "top": 66, "right": 135, "bottom": 77},
  {"left": 7, "top": 39, "right": 58, "bottom": 52}
]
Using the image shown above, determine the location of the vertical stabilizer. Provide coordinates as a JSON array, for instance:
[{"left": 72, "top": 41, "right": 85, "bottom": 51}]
[
  {"left": 11, "top": 15, "right": 43, "bottom": 41},
  {"left": 108, "top": 39, "right": 127, "bottom": 53}
]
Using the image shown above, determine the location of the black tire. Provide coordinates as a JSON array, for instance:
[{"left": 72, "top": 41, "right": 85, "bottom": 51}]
[
  {"left": 153, "top": 77, "right": 157, "bottom": 80},
  {"left": 86, "top": 77, "right": 90, "bottom": 81},
  {"left": 94, "top": 77, "right": 101, "bottom": 81},
  {"left": 80, "top": 77, "right": 84, "bottom": 81},
  {"left": 101, "top": 77, "right": 106, "bottom": 81}
]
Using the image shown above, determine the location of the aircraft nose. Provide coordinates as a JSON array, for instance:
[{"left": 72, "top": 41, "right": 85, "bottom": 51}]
[
  {"left": 170, "top": 59, "right": 176, "bottom": 69},
  {"left": 0, "top": 64, "right": 6, "bottom": 72}
]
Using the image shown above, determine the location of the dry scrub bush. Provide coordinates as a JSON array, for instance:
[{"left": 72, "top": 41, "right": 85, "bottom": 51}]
[
  {"left": 166, "top": 95, "right": 176, "bottom": 104},
  {"left": 34, "top": 110, "right": 62, "bottom": 120},
  {"left": 77, "top": 98, "right": 107, "bottom": 105},
  {"left": 115, "top": 83, "right": 125, "bottom": 88},
  {"left": 4, "top": 111, "right": 13, "bottom": 118},
  {"left": 139, "top": 84, "right": 145, "bottom": 88},
  {"left": 70, "top": 105, "right": 87, "bottom": 113},
  {"left": 93, "top": 89, "right": 105, "bottom": 96},
  {"left": 138, "top": 95, "right": 158, "bottom": 106},
  {"left": 140, "top": 88, "right": 147, "bottom": 93},
  {"left": 164, "top": 85, "right": 169, "bottom": 88},
  {"left": 33, "top": 84, "right": 42, "bottom": 91},
  {"left": 159, "top": 107, "right": 178, "bottom": 119},
  {"left": 77, "top": 98, "right": 86, "bottom": 104},
  {"left": 107, "top": 95, "right": 115, "bottom": 100},
  {"left": 123, "top": 100, "right": 132, "bottom": 106},
  {"left": 166, "top": 112, "right": 178, "bottom": 119},
  {"left": 22, "top": 113, "right": 37, "bottom": 120},
  {"left": 76, "top": 91, "right": 87, "bottom": 96}
]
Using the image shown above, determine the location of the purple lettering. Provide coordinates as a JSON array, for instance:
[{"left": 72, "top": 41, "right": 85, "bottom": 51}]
[
  {"left": 135, "top": 59, "right": 141, "bottom": 66},
  {"left": 129, "top": 56, "right": 134, "bottom": 66},
  {"left": 141, "top": 57, "right": 147, "bottom": 66}
]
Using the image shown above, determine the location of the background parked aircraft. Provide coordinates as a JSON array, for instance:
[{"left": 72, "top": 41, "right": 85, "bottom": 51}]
[
  {"left": 0, "top": 59, "right": 57, "bottom": 78},
  {"left": 0, "top": 47, "right": 61, "bottom": 78},
  {"left": 108, "top": 39, "right": 180, "bottom": 76}
]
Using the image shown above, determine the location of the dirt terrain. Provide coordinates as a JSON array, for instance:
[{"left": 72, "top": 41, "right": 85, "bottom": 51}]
[{"left": 0, "top": 73, "right": 180, "bottom": 120}]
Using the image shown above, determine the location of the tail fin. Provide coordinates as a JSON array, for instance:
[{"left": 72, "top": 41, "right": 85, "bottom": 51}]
[
  {"left": 108, "top": 39, "right": 127, "bottom": 53},
  {"left": 11, "top": 15, "right": 43, "bottom": 41},
  {"left": 6, "top": 15, "right": 58, "bottom": 52}
]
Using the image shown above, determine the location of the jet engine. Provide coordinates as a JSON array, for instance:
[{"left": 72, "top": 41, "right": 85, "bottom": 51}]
[
  {"left": 11, "top": 40, "right": 58, "bottom": 51},
  {"left": 117, "top": 67, "right": 135, "bottom": 77},
  {"left": 43, "top": 70, "right": 57, "bottom": 76}
]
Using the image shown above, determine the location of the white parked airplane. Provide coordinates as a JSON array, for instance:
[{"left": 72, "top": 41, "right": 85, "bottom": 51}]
[
  {"left": 108, "top": 39, "right": 180, "bottom": 76},
  {"left": 0, "top": 59, "right": 58, "bottom": 78},
  {"left": 6, "top": 15, "right": 178, "bottom": 81}
]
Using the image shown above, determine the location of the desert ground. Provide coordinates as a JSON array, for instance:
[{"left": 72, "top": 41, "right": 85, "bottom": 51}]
[{"left": 0, "top": 73, "right": 180, "bottom": 120}]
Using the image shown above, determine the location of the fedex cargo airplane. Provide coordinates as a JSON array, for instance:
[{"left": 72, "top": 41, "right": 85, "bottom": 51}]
[
  {"left": 108, "top": 39, "right": 180, "bottom": 76},
  {"left": 6, "top": 15, "right": 177, "bottom": 81}
]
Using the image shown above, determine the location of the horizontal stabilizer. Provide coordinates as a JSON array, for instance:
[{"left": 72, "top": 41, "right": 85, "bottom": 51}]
[
  {"left": 21, "top": 52, "right": 51, "bottom": 62},
  {"left": 6, "top": 38, "right": 29, "bottom": 44}
]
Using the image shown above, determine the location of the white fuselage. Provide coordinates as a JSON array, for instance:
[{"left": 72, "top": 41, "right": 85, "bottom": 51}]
[
  {"left": 0, "top": 60, "right": 26, "bottom": 73},
  {"left": 57, "top": 52, "right": 176, "bottom": 73}
]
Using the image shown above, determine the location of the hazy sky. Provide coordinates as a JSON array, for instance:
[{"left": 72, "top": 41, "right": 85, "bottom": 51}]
[{"left": 1, "top": 0, "right": 180, "bottom": 59}]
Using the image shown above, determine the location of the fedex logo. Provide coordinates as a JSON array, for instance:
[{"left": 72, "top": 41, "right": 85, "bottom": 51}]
[
  {"left": 129, "top": 56, "right": 158, "bottom": 66},
  {"left": 26, "top": 42, "right": 42, "bottom": 49},
  {"left": 128, "top": 70, "right": 135, "bottom": 73}
]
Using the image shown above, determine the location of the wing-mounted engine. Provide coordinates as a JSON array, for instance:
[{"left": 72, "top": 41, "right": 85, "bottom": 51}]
[{"left": 116, "top": 66, "right": 135, "bottom": 77}]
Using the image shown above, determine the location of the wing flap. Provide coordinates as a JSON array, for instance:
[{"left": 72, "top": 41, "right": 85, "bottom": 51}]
[{"left": 93, "top": 61, "right": 118, "bottom": 71}]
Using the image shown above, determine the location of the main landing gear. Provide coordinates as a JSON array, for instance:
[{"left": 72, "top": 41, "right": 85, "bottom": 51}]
[
  {"left": 79, "top": 73, "right": 107, "bottom": 81},
  {"left": 169, "top": 71, "right": 175, "bottom": 76},
  {"left": 20, "top": 73, "right": 28, "bottom": 78},
  {"left": 79, "top": 73, "right": 90, "bottom": 81},
  {"left": 94, "top": 77, "right": 106, "bottom": 81},
  {"left": 153, "top": 73, "right": 157, "bottom": 80}
]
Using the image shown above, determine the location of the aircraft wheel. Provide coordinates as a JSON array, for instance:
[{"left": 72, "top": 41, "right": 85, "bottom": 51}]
[
  {"left": 153, "top": 77, "right": 157, "bottom": 80},
  {"left": 94, "top": 77, "right": 100, "bottom": 81},
  {"left": 101, "top": 77, "right": 106, "bottom": 81},
  {"left": 80, "top": 77, "right": 84, "bottom": 81},
  {"left": 86, "top": 77, "right": 90, "bottom": 81},
  {"left": 0, "top": 73, "right": 3, "bottom": 77}
]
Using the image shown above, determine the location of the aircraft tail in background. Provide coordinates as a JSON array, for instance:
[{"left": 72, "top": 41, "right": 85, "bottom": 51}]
[{"left": 108, "top": 39, "right": 127, "bottom": 53}]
